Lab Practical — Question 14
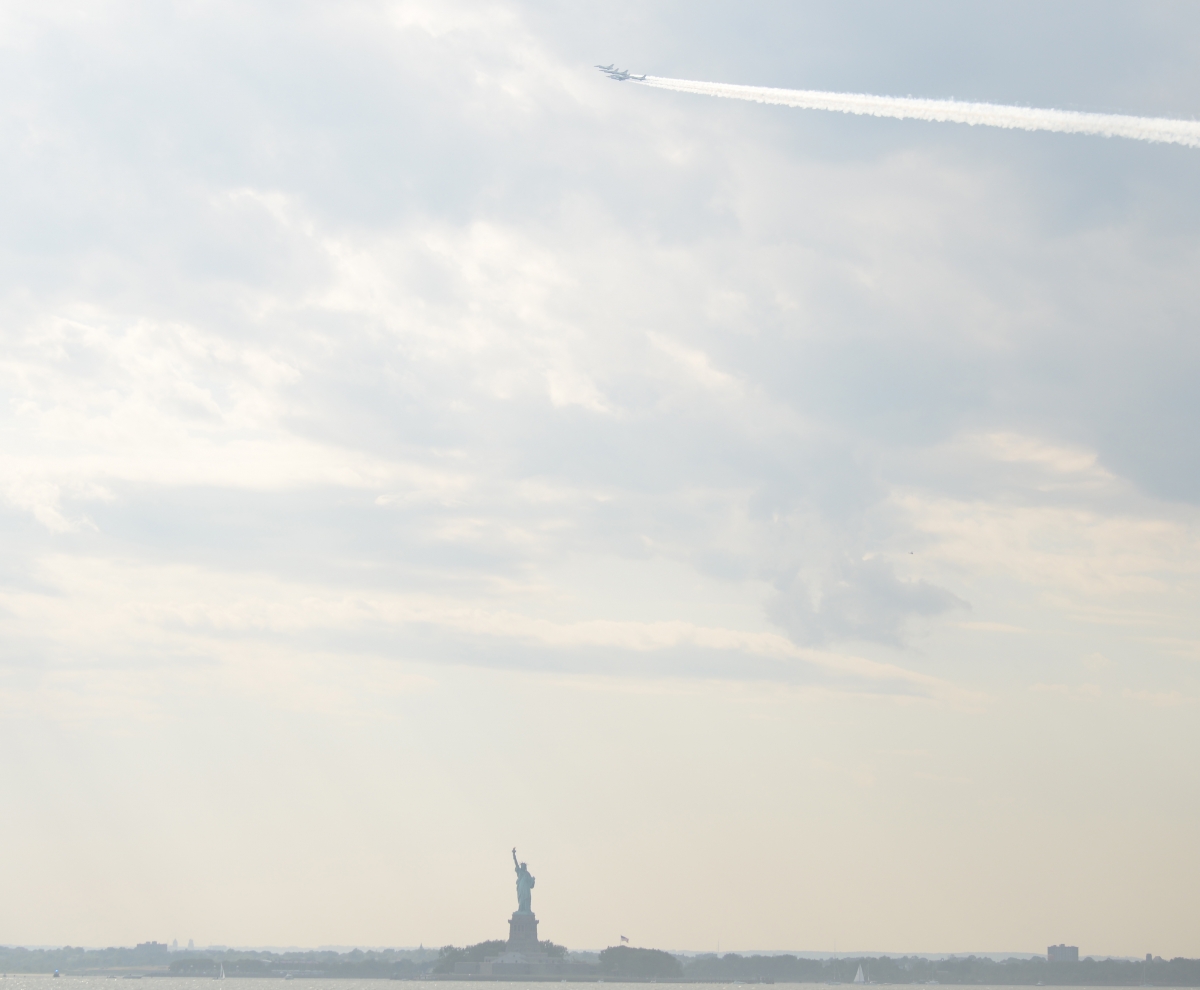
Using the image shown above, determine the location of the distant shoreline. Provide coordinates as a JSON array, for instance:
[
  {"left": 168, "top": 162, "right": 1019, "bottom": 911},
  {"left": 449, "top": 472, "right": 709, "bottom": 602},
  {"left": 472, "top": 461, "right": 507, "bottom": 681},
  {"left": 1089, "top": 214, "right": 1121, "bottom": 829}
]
[
  {"left": 9, "top": 976, "right": 1198, "bottom": 987},
  {"left": 4, "top": 948, "right": 1196, "bottom": 988}
]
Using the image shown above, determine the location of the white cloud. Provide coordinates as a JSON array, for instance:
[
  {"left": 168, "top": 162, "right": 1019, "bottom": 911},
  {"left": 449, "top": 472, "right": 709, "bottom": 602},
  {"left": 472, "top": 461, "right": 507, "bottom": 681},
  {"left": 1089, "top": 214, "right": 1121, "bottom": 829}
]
[{"left": 3, "top": 0, "right": 1200, "bottom": 953}]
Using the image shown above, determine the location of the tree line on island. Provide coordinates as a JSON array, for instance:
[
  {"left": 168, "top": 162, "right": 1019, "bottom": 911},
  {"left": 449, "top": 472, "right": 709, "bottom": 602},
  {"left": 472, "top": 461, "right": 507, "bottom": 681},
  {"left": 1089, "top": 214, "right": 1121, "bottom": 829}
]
[{"left": 3, "top": 941, "right": 1200, "bottom": 984}]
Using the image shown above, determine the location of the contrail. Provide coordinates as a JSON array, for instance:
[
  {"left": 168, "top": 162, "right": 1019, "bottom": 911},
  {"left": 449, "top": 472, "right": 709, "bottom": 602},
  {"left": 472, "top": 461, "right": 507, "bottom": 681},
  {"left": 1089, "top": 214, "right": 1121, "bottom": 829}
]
[{"left": 636, "top": 75, "right": 1200, "bottom": 149}]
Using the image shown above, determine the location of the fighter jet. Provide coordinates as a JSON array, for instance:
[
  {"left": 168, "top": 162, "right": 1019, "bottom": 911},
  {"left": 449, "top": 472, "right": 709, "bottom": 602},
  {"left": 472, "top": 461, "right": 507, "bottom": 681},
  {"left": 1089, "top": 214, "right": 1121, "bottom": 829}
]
[
  {"left": 596, "top": 64, "right": 647, "bottom": 81},
  {"left": 601, "top": 67, "right": 647, "bottom": 81}
]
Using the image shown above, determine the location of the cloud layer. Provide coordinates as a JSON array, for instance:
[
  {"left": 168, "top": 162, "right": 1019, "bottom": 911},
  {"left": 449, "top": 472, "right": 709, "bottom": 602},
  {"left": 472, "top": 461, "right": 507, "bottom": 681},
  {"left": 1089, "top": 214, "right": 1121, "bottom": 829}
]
[{"left": 2, "top": 0, "right": 1200, "bottom": 955}]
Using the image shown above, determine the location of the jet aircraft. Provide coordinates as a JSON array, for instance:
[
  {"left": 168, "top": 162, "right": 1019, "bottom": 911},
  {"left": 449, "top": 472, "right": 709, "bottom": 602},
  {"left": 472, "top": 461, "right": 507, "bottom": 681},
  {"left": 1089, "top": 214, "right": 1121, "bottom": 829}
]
[{"left": 595, "top": 65, "right": 646, "bottom": 81}]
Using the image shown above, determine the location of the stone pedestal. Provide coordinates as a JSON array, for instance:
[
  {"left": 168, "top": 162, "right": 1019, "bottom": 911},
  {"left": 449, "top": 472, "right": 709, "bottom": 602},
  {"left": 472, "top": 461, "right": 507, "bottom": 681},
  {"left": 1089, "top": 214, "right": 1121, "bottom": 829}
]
[{"left": 507, "top": 910, "right": 540, "bottom": 951}]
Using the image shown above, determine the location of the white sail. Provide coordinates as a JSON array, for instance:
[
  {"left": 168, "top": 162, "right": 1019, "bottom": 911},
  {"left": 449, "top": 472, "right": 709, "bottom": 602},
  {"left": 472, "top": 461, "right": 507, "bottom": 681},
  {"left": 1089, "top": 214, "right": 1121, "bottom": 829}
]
[{"left": 854, "top": 965, "right": 865, "bottom": 984}]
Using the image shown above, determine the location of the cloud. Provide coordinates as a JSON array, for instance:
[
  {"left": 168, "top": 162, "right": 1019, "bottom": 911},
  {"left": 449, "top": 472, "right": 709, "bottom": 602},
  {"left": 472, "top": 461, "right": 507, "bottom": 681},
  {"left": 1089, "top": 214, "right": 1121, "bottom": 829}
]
[
  {"left": 1030, "top": 682, "right": 1103, "bottom": 700},
  {"left": 2, "top": 0, "right": 1199, "bottom": 702},
  {"left": 960, "top": 621, "right": 1026, "bottom": 633},
  {"left": 768, "top": 554, "right": 966, "bottom": 646},
  {"left": 1124, "top": 689, "right": 1198, "bottom": 708},
  {"left": 4, "top": 0, "right": 1200, "bottom": 954},
  {"left": 0, "top": 553, "right": 974, "bottom": 714}
]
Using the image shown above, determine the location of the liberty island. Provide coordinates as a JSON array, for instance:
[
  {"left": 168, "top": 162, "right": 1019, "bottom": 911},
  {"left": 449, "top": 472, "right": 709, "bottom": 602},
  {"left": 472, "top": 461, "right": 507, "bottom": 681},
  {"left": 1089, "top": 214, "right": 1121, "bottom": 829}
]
[
  {"left": 451, "top": 847, "right": 580, "bottom": 976},
  {"left": 440, "top": 848, "right": 681, "bottom": 979}
]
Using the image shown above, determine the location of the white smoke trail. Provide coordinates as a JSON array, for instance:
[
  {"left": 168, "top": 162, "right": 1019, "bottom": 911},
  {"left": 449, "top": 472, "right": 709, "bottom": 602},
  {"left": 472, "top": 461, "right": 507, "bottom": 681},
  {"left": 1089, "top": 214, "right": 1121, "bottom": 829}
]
[{"left": 638, "top": 76, "right": 1200, "bottom": 149}]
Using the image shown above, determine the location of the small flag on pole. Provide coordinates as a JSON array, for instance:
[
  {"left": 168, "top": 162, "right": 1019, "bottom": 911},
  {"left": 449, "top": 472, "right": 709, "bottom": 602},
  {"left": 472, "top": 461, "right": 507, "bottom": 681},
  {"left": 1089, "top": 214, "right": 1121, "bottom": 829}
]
[{"left": 620, "top": 936, "right": 629, "bottom": 944}]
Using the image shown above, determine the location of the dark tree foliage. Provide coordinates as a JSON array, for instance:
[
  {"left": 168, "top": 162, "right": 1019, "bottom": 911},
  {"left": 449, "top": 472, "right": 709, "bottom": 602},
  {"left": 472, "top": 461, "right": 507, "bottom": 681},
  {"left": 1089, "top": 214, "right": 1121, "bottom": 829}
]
[
  {"left": 599, "top": 945, "right": 684, "bottom": 978},
  {"left": 5, "top": 944, "right": 1200, "bottom": 984},
  {"left": 1, "top": 945, "right": 437, "bottom": 978},
  {"left": 168, "top": 958, "right": 217, "bottom": 975},
  {"left": 431, "top": 938, "right": 568, "bottom": 973},
  {"left": 432, "top": 940, "right": 510, "bottom": 973}
]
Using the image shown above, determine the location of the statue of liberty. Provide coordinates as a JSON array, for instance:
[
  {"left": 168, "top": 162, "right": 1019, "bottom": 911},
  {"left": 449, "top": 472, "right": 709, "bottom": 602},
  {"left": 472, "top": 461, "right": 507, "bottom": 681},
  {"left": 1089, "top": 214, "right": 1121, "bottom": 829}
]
[{"left": 512, "top": 847, "right": 535, "bottom": 913}]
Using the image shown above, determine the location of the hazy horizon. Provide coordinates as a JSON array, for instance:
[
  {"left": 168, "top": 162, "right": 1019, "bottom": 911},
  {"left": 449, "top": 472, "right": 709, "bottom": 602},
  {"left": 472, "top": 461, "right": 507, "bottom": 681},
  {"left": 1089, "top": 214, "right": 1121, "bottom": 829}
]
[
  {"left": 2, "top": 0, "right": 1198, "bottom": 960},
  {"left": 0, "top": 945, "right": 1068, "bottom": 958}
]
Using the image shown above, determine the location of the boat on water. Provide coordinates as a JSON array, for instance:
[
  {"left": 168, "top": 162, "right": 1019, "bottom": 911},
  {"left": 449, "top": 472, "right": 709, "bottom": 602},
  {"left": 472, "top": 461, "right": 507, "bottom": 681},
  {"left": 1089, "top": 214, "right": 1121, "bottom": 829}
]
[{"left": 214, "top": 964, "right": 225, "bottom": 981}]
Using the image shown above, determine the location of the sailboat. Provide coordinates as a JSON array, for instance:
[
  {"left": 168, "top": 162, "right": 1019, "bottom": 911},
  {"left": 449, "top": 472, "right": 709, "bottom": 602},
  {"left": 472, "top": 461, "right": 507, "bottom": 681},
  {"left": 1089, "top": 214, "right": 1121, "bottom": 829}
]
[
  {"left": 214, "top": 965, "right": 225, "bottom": 981},
  {"left": 853, "top": 965, "right": 865, "bottom": 984}
]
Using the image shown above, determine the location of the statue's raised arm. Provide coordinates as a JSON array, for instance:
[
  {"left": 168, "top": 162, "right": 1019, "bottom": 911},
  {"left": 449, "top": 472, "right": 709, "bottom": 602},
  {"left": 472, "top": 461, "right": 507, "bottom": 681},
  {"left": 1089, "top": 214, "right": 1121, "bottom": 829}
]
[{"left": 512, "top": 847, "right": 520, "bottom": 871}]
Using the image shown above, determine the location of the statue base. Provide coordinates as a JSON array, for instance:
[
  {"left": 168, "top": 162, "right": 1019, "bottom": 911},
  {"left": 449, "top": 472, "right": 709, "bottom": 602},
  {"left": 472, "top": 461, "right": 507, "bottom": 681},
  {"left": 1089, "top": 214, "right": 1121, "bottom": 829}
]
[
  {"left": 507, "top": 910, "right": 539, "bottom": 952},
  {"left": 453, "top": 907, "right": 601, "bottom": 976}
]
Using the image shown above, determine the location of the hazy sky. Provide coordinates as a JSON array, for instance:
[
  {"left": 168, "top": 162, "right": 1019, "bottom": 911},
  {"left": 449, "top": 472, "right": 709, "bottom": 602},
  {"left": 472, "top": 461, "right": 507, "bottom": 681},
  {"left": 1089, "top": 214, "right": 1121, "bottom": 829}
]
[{"left": 3, "top": 0, "right": 1199, "bottom": 958}]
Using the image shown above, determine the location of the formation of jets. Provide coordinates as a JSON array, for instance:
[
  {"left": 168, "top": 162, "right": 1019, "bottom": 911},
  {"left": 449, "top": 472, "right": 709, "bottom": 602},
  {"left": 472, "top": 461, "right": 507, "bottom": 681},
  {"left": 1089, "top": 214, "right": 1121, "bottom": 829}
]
[{"left": 595, "top": 63, "right": 645, "bottom": 81}]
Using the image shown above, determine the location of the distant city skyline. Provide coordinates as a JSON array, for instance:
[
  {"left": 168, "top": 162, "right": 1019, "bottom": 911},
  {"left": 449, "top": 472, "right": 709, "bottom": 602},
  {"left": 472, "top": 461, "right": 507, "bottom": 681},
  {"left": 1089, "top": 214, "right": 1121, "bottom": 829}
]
[
  {"left": 0, "top": 942, "right": 1154, "bottom": 961},
  {"left": 4, "top": 941, "right": 1190, "bottom": 985}
]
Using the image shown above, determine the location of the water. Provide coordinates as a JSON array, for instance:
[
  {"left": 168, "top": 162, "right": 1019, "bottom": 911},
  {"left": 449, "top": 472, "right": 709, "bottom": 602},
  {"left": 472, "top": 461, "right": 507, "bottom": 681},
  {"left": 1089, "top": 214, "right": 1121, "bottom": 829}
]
[{"left": 0, "top": 979, "right": 1135, "bottom": 990}]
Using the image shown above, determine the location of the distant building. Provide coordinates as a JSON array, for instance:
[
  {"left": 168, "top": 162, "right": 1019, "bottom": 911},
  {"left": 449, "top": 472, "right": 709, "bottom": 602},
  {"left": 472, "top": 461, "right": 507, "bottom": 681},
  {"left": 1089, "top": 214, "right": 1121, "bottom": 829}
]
[
  {"left": 1048, "top": 945, "right": 1079, "bottom": 963},
  {"left": 188, "top": 940, "right": 195, "bottom": 950}
]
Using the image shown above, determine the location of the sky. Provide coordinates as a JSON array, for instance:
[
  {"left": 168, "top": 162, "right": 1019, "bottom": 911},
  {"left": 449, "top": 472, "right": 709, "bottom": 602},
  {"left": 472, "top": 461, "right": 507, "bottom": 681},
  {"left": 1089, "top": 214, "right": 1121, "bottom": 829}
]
[{"left": 2, "top": 0, "right": 1200, "bottom": 960}]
